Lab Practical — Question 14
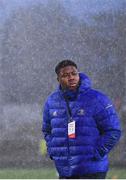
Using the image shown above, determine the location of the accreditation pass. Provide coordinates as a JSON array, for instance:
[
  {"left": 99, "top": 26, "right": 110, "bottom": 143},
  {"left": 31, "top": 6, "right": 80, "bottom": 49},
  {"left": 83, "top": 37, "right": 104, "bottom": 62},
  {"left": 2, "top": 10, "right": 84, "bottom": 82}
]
[{"left": 68, "top": 121, "right": 76, "bottom": 138}]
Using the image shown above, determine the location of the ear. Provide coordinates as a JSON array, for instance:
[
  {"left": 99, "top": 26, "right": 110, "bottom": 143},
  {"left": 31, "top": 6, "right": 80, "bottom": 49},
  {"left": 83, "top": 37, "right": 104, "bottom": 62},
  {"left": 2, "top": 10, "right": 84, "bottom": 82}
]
[{"left": 57, "top": 76, "right": 59, "bottom": 82}]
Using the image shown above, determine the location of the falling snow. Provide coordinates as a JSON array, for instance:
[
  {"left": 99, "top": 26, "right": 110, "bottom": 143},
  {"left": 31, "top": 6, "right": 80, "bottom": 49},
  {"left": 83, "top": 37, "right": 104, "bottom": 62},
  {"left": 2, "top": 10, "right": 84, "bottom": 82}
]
[{"left": 0, "top": 0, "right": 126, "bottom": 168}]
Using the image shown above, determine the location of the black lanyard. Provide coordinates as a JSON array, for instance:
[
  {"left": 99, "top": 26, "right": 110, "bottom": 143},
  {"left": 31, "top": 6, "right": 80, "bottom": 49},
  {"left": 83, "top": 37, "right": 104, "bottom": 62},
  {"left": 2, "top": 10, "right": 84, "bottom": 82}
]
[{"left": 64, "top": 95, "right": 72, "bottom": 122}]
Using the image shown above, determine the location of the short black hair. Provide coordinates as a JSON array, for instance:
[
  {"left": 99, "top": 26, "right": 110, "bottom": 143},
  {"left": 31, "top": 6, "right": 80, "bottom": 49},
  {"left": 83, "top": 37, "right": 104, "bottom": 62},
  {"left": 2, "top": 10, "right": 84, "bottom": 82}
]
[{"left": 55, "top": 60, "right": 78, "bottom": 75}]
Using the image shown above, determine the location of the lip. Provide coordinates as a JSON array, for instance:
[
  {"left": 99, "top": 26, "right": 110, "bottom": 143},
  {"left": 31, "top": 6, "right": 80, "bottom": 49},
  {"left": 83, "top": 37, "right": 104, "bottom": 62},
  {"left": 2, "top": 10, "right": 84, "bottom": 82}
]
[
  {"left": 69, "top": 83, "right": 77, "bottom": 86},
  {"left": 68, "top": 84, "right": 77, "bottom": 90}
]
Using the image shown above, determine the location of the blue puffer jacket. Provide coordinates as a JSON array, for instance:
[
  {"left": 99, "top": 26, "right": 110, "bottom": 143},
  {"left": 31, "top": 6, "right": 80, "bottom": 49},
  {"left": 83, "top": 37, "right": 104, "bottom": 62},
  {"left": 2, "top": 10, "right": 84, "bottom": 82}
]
[{"left": 42, "top": 73, "right": 121, "bottom": 177}]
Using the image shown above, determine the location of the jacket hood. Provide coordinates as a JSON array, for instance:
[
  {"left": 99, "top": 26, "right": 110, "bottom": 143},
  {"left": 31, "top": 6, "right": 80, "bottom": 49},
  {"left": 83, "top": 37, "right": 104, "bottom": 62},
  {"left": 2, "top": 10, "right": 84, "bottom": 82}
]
[{"left": 79, "top": 72, "right": 91, "bottom": 93}]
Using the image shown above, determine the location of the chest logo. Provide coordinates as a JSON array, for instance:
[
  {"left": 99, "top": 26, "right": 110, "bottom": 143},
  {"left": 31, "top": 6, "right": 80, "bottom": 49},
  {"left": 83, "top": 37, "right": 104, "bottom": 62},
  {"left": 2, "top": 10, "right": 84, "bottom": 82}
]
[
  {"left": 77, "top": 109, "right": 85, "bottom": 116},
  {"left": 53, "top": 111, "right": 57, "bottom": 117}
]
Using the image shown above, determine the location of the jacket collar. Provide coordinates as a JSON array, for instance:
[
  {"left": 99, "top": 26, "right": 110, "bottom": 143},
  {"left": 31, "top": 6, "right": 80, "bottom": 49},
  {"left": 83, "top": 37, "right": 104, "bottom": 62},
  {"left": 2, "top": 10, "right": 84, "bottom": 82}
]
[{"left": 78, "top": 73, "right": 91, "bottom": 93}]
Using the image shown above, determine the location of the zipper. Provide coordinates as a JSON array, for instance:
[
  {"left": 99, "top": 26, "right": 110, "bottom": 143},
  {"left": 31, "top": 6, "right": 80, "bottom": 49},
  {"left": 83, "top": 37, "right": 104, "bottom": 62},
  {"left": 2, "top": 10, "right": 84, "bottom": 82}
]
[
  {"left": 63, "top": 95, "right": 74, "bottom": 176},
  {"left": 63, "top": 98, "right": 71, "bottom": 175},
  {"left": 66, "top": 116, "right": 71, "bottom": 175}
]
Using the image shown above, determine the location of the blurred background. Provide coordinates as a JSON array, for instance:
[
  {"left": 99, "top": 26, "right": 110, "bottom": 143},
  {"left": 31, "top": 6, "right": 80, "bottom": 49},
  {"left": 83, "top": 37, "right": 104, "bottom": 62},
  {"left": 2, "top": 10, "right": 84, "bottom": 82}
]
[{"left": 0, "top": 0, "right": 126, "bottom": 178}]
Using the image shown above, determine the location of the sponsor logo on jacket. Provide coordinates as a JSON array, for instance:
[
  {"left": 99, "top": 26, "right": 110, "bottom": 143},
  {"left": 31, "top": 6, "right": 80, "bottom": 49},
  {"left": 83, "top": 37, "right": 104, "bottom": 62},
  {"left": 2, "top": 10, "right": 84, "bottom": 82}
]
[
  {"left": 53, "top": 111, "right": 58, "bottom": 117},
  {"left": 77, "top": 109, "right": 85, "bottom": 115}
]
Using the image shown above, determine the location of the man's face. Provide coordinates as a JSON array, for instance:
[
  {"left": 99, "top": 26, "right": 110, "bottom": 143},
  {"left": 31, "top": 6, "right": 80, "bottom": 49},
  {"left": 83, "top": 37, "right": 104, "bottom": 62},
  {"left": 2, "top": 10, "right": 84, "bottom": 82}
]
[{"left": 57, "top": 66, "right": 80, "bottom": 91}]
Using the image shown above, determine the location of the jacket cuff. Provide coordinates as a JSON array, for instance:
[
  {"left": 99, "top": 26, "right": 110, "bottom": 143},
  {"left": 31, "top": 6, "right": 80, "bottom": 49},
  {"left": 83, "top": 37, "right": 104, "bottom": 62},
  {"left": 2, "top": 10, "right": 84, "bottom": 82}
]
[{"left": 50, "top": 156, "right": 53, "bottom": 160}]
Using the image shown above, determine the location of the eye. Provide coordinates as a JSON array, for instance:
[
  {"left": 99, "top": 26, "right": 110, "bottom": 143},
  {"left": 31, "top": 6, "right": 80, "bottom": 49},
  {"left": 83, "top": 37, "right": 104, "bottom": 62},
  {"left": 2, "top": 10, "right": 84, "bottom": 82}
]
[
  {"left": 71, "top": 72, "right": 78, "bottom": 76},
  {"left": 61, "top": 74, "right": 69, "bottom": 78},
  {"left": 60, "top": 72, "right": 79, "bottom": 78}
]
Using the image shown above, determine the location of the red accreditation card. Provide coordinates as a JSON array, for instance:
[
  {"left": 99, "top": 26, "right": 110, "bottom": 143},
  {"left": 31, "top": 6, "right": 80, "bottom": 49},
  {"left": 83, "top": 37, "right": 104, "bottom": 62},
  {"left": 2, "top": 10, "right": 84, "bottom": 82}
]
[{"left": 68, "top": 121, "right": 76, "bottom": 138}]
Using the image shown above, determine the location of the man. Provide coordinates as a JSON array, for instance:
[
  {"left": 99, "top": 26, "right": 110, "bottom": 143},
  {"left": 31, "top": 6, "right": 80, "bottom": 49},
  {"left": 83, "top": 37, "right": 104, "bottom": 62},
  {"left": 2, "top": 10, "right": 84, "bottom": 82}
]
[{"left": 42, "top": 60, "right": 121, "bottom": 179}]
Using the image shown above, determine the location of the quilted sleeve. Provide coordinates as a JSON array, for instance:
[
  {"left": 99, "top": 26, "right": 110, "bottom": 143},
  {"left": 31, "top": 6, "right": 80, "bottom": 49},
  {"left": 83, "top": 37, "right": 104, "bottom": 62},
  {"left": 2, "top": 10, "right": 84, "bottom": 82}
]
[
  {"left": 93, "top": 93, "right": 121, "bottom": 160},
  {"left": 42, "top": 100, "right": 52, "bottom": 158}
]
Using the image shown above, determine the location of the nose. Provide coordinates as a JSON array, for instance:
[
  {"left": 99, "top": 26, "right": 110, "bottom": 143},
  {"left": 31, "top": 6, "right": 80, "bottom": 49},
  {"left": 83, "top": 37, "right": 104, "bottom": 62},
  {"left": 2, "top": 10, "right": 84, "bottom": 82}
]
[{"left": 68, "top": 73, "right": 74, "bottom": 80}]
